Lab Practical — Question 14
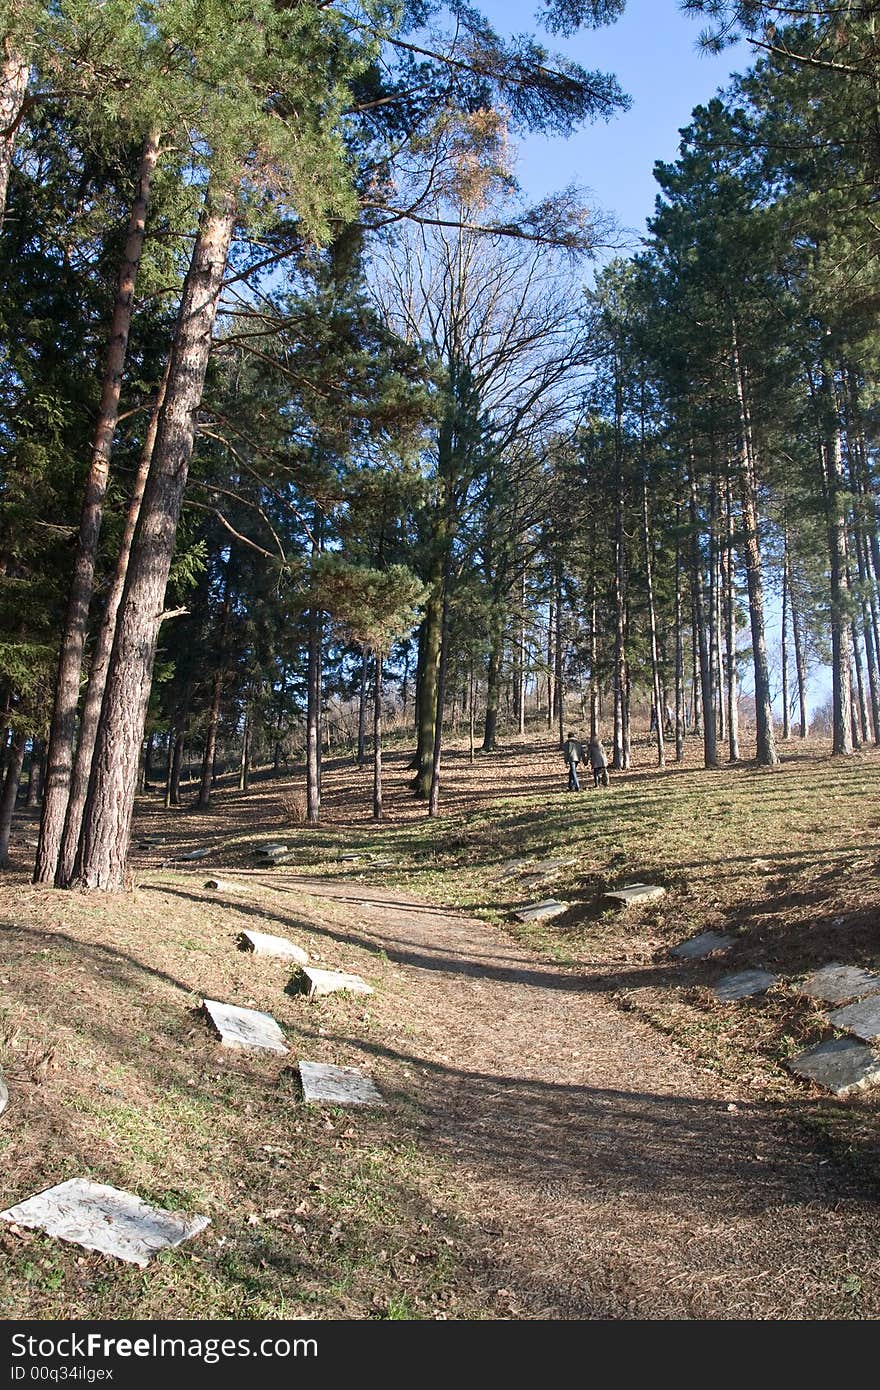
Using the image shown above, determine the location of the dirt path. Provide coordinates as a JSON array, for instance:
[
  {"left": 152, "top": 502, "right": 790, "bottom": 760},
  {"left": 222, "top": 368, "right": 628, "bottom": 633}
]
[{"left": 274, "top": 872, "right": 878, "bottom": 1320}]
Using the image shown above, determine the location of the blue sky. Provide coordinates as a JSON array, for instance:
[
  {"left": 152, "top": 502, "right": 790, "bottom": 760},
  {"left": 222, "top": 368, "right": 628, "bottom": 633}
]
[{"left": 480, "top": 0, "right": 751, "bottom": 250}]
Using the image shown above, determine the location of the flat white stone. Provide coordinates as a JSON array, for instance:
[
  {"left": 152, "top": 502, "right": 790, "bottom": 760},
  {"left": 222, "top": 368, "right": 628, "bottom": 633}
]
[
  {"left": 204, "top": 878, "right": 247, "bottom": 893},
  {"left": 240, "top": 930, "right": 308, "bottom": 965},
  {"left": 788, "top": 1038, "right": 880, "bottom": 1095},
  {"left": 255, "top": 843, "right": 288, "bottom": 857},
  {"left": 713, "top": 969, "right": 776, "bottom": 1002},
  {"left": 797, "top": 964, "right": 880, "bottom": 1005},
  {"left": 0, "top": 1179, "right": 209, "bottom": 1267},
  {"left": 203, "top": 999, "right": 289, "bottom": 1053},
  {"left": 0, "top": 1070, "right": 7, "bottom": 1118},
  {"left": 296, "top": 967, "right": 373, "bottom": 998},
  {"left": 299, "top": 1061, "right": 385, "bottom": 1107},
  {"left": 513, "top": 899, "right": 567, "bottom": 923},
  {"left": 604, "top": 883, "right": 666, "bottom": 906},
  {"left": 178, "top": 847, "right": 211, "bottom": 861},
  {"left": 827, "top": 994, "right": 880, "bottom": 1041},
  {"left": 670, "top": 931, "right": 735, "bottom": 960}
]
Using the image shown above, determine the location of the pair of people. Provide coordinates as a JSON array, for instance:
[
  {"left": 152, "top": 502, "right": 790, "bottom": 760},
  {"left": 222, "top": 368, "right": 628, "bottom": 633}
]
[{"left": 562, "top": 732, "right": 609, "bottom": 791}]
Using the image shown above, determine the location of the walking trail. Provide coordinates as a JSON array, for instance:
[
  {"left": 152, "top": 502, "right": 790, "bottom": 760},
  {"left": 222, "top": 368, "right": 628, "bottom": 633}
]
[{"left": 274, "top": 872, "right": 878, "bottom": 1320}]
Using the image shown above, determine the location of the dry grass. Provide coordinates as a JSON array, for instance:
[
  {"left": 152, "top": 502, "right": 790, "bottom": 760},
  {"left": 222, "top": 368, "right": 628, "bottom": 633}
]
[{"left": 1, "top": 725, "right": 880, "bottom": 1318}]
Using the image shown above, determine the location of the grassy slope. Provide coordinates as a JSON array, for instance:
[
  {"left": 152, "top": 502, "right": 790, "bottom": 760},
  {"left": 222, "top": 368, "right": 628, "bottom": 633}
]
[{"left": 0, "top": 734, "right": 878, "bottom": 1317}]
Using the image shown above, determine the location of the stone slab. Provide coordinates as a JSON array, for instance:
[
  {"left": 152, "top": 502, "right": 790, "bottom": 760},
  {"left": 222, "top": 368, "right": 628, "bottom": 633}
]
[
  {"left": 239, "top": 930, "right": 308, "bottom": 965},
  {"left": 178, "top": 847, "right": 211, "bottom": 861},
  {"left": 604, "top": 883, "right": 666, "bottom": 907},
  {"left": 255, "top": 843, "right": 289, "bottom": 857},
  {"left": 797, "top": 964, "right": 880, "bottom": 1005},
  {"left": 294, "top": 968, "right": 373, "bottom": 999},
  {"left": 827, "top": 994, "right": 880, "bottom": 1041},
  {"left": 203, "top": 999, "right": 289, "bottom": 1054},
  {"left": 670, "top": 931, "right": 734, "bottom": 961},
  {"left": 788, "top": 1037, "right": 880, "bottom": 1096},
  {"left": 0, "top": 1179, "right": 209, "bottom": 1267},
  {"left": 712, "top": 969, "right": 776, "bottom": 1002},
  {"left": 0, "top": 1070, "right": 7, "bottom": 1118},
  {"left": 299, "top": 1061, "right": 385, "bottom": 1107},
  {"left": 513, "top": 899, "right": 567, "bottom": 923},
  {"left": 204, "top": 878, "right": 247, "bottom": 893}
]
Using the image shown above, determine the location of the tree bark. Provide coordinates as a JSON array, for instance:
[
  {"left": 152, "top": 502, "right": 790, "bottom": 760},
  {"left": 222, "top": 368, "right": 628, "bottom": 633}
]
[
  {"left": 0, "top": 727, "right": 25, "bottom": 867},
  {"left": 674, "top": 515, "right": 685, "bottom": 762},
  {"left": 731, "top": 328, "right": 777, "bottom": 766},
  {"left": 197, "top": 576, "right": 231, "bottom": 810},
  {"left": 482, "top": 625, "right": 502, "bottom": 752},
  {"left": 69, "top": 186, "right": 236, "bottom": 890},
  {"left": 357, "top": 651, "right": 368, "bottom": 765},
  {"left": 823, "top": 406, "right": 853, "bottom": 757},
  {"left": 36, "top": 130, "right": 161, "bottom": 885},
  {"left": 0, "top": 39, "right": 28, "bottom": 230},
  {"left": 723, "top": 475, "right": 739, "bottom": 762},
  {"left": 781, "top": 531, "right": 791, "bottom": 741},
  {"left": 790, "top": 573, "right": 809, "bottom": 739},
  {"left": 57, "top": 365, "right": 170, "bottom": 882},
  {"left": 643, "top": 476, "right": 665, "bottom": 767},
  {"left": 373, "top": 653, "right": 383, "bottom": 820},
  {"left": 688, "top": 455, "right": 718, "bottom": 769},
  {"left": 25, "top": 738, "right": 43, "bottom": 808},
  {"left": 306, "top": 601, "right": 323, "bottom": 825}
]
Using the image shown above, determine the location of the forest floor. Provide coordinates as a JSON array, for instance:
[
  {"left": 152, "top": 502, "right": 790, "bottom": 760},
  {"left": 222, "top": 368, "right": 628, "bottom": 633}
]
[{"left": 1, "top": 729, "right": 880, "bottom": 1319}]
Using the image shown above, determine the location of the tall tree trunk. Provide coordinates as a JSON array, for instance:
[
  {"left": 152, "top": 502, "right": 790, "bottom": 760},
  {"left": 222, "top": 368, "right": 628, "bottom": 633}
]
[
  {"left": 36, "top": 131, "right": 162, "bottom": 885},
  {"left": 688, "top": 454, "right": 718, "bottom": 769},
  {"left": 56, "top": 365, "right": 170, "bottom": 883},
  {"left": 357, "top": 650, "right": 368, "bottom": 765},
  {"left": 373, "top": 653, "right": 383, "bottom": 821},
  {"left": 781, "top": 531, "right": 791, "bottom": 741},
  {"left": 168, "top": 729, "right": 185, "bottom": 808},
  {"left": 516, "top": 568, "right": 526, "bottom": 736},
  {"left": 546, "top": 603, "right": 554, "bottom": 729},
  {"left": 25, "top": 738, "right": 42, "bottom": 808},
  {"left": 197, "top": 580, "right": 231, "bottom": 810},
  {"left": 723, "top": 475, "right": 739, "bottom": 762},
  {"left": 468, "top": 659, "right": 475, "bottom": 764},
  {"left": 0, "top": 39, "right": 28, "bottom": 230},
  {"left": 823, "top": 403, "right": 853, "bottom": 756},
  {"left": 643, "top": 476, "right": 665, "bottom": 766},
  {"left": 69, "top": 186, "right": 236, "bottom": 890},
  {"left": 414, "top": 589, "right": 442, "bottom": 796},
  {"left": 851, "top": 619, "right": 869, "bottom": 745},
  {"left": 428, "top": 568, "right": 452, "bottom": 818},
  {"left": 790, "top": 575, "right": 809, "bottom": 739},
  {"left": 0, "top": 727, "right": 25, "bottom": 867},
  {"left": 306, "top": 603, "right": 323, "bottom": 825},
  {"left": 589, "top": 573, "right": 599, "bottom": 741},
  {"left": 731, "top": 328, "right": 777, "bottom": 766},
  {"left": 482, "top": 623, "right": 502, "bottom": 751},
  {"left": 239, "top": 705, "right": 251, "bottom": 793},
  {"left": 674, "top": 516, "right": 685, "bottom": 762}
]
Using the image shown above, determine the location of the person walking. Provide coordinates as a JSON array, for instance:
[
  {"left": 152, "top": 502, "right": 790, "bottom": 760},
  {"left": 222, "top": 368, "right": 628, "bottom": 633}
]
[
  {"left": 589, "top": 734, "right": 609, "bottom": 787},
  {"left": 562, "top": 731, "right": 585, "bottom": 791}
]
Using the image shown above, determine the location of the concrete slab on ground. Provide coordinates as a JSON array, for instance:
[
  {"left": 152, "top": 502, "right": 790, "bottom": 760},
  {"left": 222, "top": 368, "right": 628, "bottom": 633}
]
[
  {"left": 513, "top": 899, "right": 567, "bottom": 923},
  {"left": 797, "top": 963, "right": 880, "bottom": 1005},
  {"left": 827, "top": 994, "right": 880, "bottom": 1042},
  {"left": 0, "top": 1069, "right": 7, "bottom": 1118},
  {"left": 604, "top": 883, "right": 666, "bottom": 907},
  {"left": 0, "top": 1179, "right": 209, "bottom": 1267},
  {"left": 295, "top": 967, "right": 373, "bottom": 998},
  {"left": 203, "top": 999, "right": 289, "bottom": 1054},
  {"left": 670, "top": 931, "right": 734, "bottom": 961},
  {"left": 788, "top": 1037, "right": 880, "bottom": 1095},
  {"left": 177, "top": 847, "right": 211, "bottom": 861},
  {"left": 239, "top": 930, "right": 308, "bottom": 965},
  {"left": 299, "top": 1061, "right": 385, "bottom": 1107},
  {"left": 712, "top": 969, "right": 776, "bottom": 1002}
]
